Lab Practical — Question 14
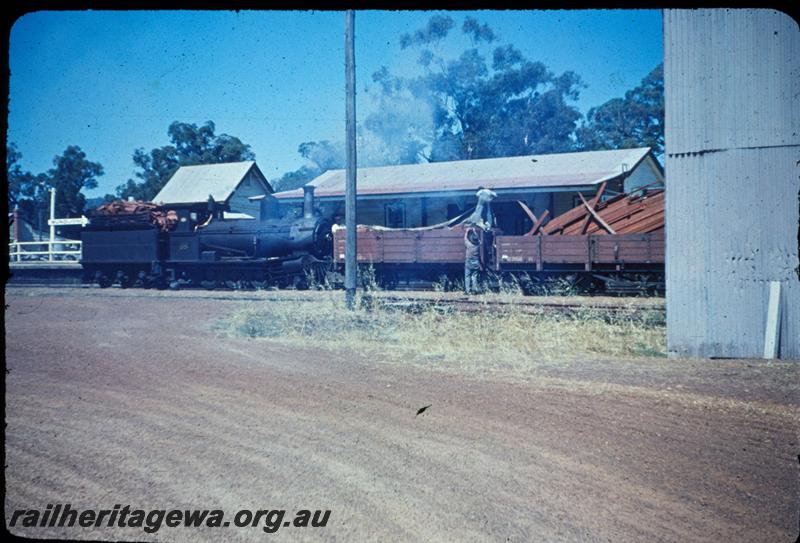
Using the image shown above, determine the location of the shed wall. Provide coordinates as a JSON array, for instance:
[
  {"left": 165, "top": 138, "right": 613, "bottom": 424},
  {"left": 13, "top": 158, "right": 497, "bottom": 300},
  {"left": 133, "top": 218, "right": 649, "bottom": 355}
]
[
  {"left": 624, "top": 156, "right": 663, "bottom": 193},
  {"left": 227, "top": 170, "right": 270, "bottom": 217},
  {"left": 664, "top": 9, "right": 800, "bottom": 358}
]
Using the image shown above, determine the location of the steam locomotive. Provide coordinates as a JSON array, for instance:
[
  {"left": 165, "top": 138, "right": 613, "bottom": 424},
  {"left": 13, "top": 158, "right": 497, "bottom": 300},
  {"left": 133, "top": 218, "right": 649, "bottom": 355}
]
[{"left": 81, "top": 186, "right": 333, "bottom": 289}]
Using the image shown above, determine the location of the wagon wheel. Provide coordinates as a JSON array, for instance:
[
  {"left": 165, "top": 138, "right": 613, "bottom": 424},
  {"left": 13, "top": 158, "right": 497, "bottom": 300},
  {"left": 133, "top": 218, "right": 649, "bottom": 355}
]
[
  {"left": 382, "top": 271, "right": 399, "bottom": 290},
  {"left": 516, "top": 273, "right": 537, "bottom": 296},
  {"left": 636, "top": 273, "right": 661, "bottom": 296}
]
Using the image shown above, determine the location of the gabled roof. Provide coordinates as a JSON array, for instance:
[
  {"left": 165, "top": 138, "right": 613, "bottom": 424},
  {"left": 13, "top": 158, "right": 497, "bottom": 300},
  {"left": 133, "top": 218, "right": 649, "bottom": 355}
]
[
  {"left": 274, "top": 147, "right": 658, "bottom": 200},
  {"left": 154, "top": 161, "right": 272, "bottom": 205}
]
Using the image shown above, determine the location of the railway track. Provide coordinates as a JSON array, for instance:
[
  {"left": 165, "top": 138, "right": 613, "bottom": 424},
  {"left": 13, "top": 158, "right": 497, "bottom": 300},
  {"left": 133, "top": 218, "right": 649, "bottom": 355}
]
[
  {"left": 376, "top": 295, "right": 662, "bottom": 316},
  {"left": 5, "top": 283, "right": 664, "bottom": 319}
]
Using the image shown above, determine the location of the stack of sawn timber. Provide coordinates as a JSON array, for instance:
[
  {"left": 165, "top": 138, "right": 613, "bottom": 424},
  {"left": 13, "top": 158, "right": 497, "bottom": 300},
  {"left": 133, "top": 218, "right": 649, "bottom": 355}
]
[{"left": 541, "top": 189, "right": 664, "bottom": 235}]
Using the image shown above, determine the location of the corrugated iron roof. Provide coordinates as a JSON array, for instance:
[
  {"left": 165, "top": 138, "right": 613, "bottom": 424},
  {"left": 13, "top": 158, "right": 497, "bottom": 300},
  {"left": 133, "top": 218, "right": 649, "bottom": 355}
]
[
  {"left": 274, "top": 147, "right": 655, "bottom": 200},
  {"left": 154, "top": 161, "right": 270, "bottom": 204}
]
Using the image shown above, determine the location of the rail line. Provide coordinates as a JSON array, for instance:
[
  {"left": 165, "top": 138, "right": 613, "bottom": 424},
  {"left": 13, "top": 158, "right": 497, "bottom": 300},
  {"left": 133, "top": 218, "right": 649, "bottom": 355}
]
[{"left": 5, "top": 283, "right": 664, "bottom": 319}]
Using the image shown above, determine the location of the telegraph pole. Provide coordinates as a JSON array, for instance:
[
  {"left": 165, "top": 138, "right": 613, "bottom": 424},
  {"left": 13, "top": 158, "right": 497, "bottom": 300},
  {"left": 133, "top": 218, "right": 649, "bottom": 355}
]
[{"left": 344, "top": 10, "right": 357, "bottom": 309}]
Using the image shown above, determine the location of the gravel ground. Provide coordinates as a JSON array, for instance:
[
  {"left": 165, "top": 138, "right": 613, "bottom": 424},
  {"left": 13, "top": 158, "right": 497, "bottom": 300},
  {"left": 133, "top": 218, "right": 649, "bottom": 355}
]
[{"left": 4, "top": 288, "right": 798, "bottom": 542}]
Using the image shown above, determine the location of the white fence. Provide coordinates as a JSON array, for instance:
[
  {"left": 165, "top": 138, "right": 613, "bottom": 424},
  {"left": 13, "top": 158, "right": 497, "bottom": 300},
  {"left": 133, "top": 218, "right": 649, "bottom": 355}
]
[{"left": 8, "top": 240, "right": 82, "bottom": 262}]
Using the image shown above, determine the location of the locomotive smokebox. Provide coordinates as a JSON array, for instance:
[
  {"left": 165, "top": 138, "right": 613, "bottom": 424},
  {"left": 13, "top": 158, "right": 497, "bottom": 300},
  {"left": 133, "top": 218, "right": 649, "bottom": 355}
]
[{"left": 303, "top": 185, "right": 316, "bottom": 218}]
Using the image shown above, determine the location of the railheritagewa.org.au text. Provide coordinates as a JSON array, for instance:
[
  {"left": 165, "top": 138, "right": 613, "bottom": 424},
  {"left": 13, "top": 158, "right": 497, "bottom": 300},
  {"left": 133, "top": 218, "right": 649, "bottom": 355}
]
[{"left": 9, "top": 504, "right": 330, "bottom": 534}]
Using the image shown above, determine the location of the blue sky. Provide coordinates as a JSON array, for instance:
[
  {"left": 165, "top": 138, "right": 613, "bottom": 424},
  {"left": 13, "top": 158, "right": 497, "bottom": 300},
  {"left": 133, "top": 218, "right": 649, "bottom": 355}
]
[{"left": 8, "top": 10, "right": 663, "bottom": 198}]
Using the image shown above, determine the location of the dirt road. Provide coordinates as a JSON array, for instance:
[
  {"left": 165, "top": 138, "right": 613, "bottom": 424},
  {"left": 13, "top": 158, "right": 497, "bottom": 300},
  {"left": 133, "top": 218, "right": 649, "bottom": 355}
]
[{"left": 5, "top": 289, "right": 799, "bottom": 541}]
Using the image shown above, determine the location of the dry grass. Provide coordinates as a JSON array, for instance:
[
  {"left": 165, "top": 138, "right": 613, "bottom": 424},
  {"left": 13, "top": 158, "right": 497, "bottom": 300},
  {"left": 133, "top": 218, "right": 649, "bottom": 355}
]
[{"left": 222, "top": 290, "right": 666, "bottom": 376}]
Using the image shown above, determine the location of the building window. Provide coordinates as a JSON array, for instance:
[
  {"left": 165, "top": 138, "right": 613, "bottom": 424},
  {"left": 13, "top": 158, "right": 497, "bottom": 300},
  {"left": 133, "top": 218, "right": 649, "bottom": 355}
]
[
  {"left": 385, "top": 202, "right": 406, "bottom": 228},
  {"left": 446, "top": 203, "right": 461, "bottom": 219},
  {"left": 573, "top": 192, "right": 595, "bottom": 208}
]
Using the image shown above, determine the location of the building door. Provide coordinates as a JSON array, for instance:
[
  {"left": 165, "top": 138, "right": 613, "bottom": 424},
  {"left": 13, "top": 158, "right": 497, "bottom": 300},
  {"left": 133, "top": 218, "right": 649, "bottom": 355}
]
[{"left": 385, "top": 202, "right": 406, "bottom": 228}]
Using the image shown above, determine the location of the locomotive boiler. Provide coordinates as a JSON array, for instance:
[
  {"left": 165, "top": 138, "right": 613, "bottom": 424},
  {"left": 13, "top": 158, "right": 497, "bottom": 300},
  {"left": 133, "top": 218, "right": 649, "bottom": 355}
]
[{"left": 197, "top": 186, "right": 332, "bottom": 260}]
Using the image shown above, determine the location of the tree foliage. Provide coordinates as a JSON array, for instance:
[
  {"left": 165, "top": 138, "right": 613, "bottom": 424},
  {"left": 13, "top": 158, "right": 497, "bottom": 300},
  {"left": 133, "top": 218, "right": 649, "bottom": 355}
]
[
  {"left": 576, "top": 64, "right": 664, "bottom": 156},
  {"left": 7, "top": 143, "right": 35, "bottom": 211},
  {"left": 400, "top": 15, "right": 455, "bottom": 49},
  {"left": 365, "top": 16, "right": 586, "bottom": 163},
  {"left": 462, "top": 17, "right": 497, "bottom": 45},
  {"left": 7, "top": 144, "right": 103, "bottom": 221},
  {"left": 273, "top": 16, "right": 664, "bottom": 192},
  {"left": 271, "top": 140, "right": 344, "bottom": 192},
  {"left": 116, "top": 121, "right": 255, "bottom": 202},
  {"left": 48, "top": 146, "right": 104, "bottom": 217}
]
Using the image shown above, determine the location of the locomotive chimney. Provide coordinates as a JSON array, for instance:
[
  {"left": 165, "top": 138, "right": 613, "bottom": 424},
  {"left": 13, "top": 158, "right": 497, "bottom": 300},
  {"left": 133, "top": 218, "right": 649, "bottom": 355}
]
[{"left": 303, "top": 185, "right": 316, "bottom": 219}]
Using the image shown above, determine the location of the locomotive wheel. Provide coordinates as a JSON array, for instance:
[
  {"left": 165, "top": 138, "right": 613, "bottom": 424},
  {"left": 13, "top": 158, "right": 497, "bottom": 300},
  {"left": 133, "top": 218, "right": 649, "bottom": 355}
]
[
  {"left": 293, "top": 275, "right": 309, "bottom": 291},
  {"left": 134, "top": 271, "right": 147, "bottom": 288},
  {"left": 254, "top": 272, "right": 273, "bottom": 291},
  {"left": 116, "top": 271, "right": 131, "bottom": 289},
  {"left": 97, "top": 275, "right": 112, "bottom": 288},
  {"left": 201, "top": 280, "right": 217, "bottom": 290}
]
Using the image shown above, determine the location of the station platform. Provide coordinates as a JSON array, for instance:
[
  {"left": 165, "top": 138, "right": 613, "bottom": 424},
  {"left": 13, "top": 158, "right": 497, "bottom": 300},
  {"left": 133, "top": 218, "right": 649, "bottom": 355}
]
[{"left": 6, "top": 262, "right": 84, "bottom": 285}]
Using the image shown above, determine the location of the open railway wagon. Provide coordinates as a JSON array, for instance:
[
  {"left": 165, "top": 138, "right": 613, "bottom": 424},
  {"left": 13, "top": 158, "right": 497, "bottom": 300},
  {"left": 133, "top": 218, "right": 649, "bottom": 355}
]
[
  {"left": 495, "top": 185, "right": 664, "bottom": 294},
  {"left": 332, "top": 224, "right": 485, "bottom": 290},
  {"left": 333, "top": 186, "right": 665, "bottom": 294}
]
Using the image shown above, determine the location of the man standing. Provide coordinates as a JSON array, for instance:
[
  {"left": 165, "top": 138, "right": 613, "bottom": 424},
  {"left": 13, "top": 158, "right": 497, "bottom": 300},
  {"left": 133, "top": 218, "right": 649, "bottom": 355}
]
[{"left": 464, "top": 226, "right": 482, "bottom": 295}]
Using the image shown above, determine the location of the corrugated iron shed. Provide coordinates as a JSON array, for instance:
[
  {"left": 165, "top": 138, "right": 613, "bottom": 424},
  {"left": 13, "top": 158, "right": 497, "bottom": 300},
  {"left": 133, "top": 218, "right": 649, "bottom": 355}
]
[
  {"left": 153, "top": 161, "right": 272, "bottom": 205},
  {"left": 664, "top": 8, "right": 800, "bottom": 358},
  {"left": 274, "top": 147, "right": 660, "bottom": 200}
]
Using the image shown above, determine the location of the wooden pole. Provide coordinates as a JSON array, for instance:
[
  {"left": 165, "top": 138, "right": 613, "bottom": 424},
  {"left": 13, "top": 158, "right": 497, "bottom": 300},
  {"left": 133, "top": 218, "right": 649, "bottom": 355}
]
[
  {"left": 12, "top": 205, "right": 19, "bottom": 243},
  {"left": 13, "top": 205, "right": 20, "bottom": 262},
  {"left": 344, "top": 10, "right": 357, "bottom": 309},
  {"left": 763, "top": 281, "right": 781, "bottom": 359},
  {"left": 49, "top": 188, "right": 56, "bottom": 261}
]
